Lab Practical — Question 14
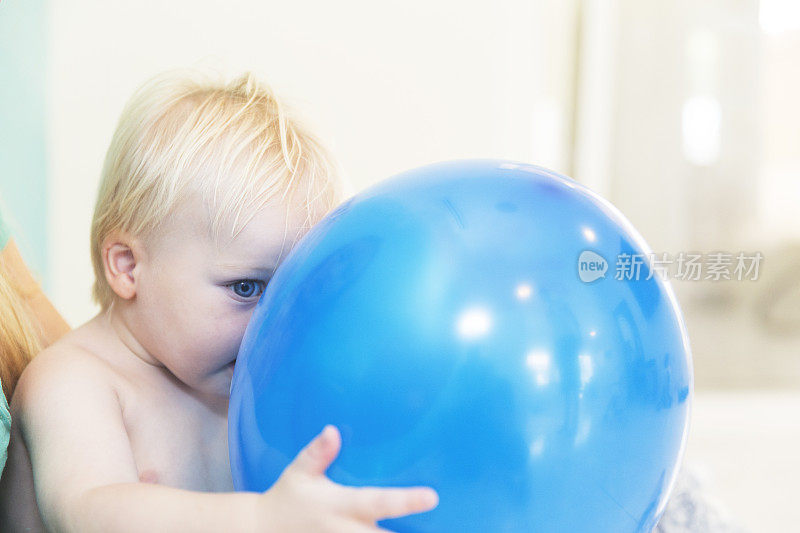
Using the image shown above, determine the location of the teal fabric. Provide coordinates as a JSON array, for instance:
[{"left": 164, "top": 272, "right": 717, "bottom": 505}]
[
  {"left": 0, "top": 0, "right": 49, "bottom": 278},
  {"left": 1, "top": 378, "right": 9, "bottom": 478},
  {"left": 0, "top": 206, "right": 10, "bottom": 251}
]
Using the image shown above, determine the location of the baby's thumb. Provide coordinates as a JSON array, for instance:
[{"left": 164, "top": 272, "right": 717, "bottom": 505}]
[{"left": 285, "top": 425, "right": 342, "bottom": 477}]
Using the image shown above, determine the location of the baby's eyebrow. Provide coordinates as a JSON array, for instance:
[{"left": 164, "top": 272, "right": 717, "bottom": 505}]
[{"left": 215, "top": 264, "right": 276, "bottom": 275}]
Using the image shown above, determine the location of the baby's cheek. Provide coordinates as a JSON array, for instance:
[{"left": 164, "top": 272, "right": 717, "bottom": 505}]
[
  {"left": 201, "top": 327, "right": 242, "bottom": 368},
  {"left": 214, "top": 312, "right": 252, "bottom": 355}
]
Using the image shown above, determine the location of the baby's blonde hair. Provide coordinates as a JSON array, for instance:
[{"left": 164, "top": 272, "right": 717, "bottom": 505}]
[{"left": 91, "top": 70, "right": 345, "bottom": 309}]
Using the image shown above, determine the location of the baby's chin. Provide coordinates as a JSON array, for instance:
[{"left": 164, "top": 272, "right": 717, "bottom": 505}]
[
  {"left": 184, "top": 366, "right": 236, "bottom": 400},
  {"left": 223, "top": 361, "right": 236, "bottom": 391},
  {"left": 221, "top": 362, "right": 237, "bottom": 393}
]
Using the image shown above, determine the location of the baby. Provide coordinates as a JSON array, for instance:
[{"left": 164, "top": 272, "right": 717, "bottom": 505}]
[{"left": 0, "top": 71, "right": 437, "bottom": 531}]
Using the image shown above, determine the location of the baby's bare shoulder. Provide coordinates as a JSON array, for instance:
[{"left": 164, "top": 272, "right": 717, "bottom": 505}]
[
  {"left": 8, "top": 326, "right": 142, "bottom": 530},
  {"left": 12, "top": 332, "right": 120, "bottom": 419}
]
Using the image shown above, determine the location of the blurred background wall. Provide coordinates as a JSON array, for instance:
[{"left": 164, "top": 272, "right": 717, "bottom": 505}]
[{"left": 1, "top": 1, "right": 799, "bottom": 529}]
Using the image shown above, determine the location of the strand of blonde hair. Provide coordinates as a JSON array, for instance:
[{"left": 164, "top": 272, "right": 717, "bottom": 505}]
[{"left": 0, "top": 263, "right": 41, "bottom": 400}]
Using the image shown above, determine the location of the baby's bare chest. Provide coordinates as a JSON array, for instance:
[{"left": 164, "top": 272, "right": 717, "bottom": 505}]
[{"left": 119, "top": 386, "right": 234, "bottom": 492}]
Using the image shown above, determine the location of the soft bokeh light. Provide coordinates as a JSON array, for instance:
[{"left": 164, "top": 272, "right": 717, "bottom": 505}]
[
  {"left": 578, "top": 353, "right": 595, "bottom": 387},
  {"left": 760, "top": 0, "right": 800, "bottom": 35},
  {"left": 515, "top": 283, "right": 533, "bottom": 300},
  {"left": 525, "top": 349, "right": 553, "bottom": 387},
  {"left": 581, "top": 226, "right": 597, "bottom": 243},
  {"left": 682, "top": 95, "right": 721, "bottom": 166},
  {"left": 455, "top": 306, "right": 493, "bottom": 340}
]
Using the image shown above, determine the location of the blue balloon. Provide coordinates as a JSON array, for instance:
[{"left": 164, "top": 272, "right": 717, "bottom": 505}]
[{"left": 229, "top": 160, "right": 692, "bottom": 532}]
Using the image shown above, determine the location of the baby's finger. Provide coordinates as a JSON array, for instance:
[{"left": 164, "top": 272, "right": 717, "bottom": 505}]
[
  {"left": 284, "top": 425, "right": 342, "bottom": 477},
  {"left": 336, "top": 485, "right": 439, "bottom": 522}
]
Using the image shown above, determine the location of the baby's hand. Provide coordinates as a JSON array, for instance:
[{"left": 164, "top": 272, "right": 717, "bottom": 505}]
[{"left": 257, "top": 425, "right": 438, "bottom": 532}]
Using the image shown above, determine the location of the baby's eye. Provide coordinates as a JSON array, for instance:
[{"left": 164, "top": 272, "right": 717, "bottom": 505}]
[{"left": 229, "top": 280, "right": 266, "bottom": 300}]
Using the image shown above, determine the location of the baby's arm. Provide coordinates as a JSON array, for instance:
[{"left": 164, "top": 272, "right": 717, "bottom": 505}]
[
  {"left": 2, "top": 348, "right": 436, "bottom": 532},
  {"left": 6, "top": 347, "right": 260, "bottom": 532}
]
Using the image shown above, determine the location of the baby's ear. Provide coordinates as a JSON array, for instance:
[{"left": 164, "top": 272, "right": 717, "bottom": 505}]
[{"left": 102, "top": 232, "right": 142, "bottom": 301}]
